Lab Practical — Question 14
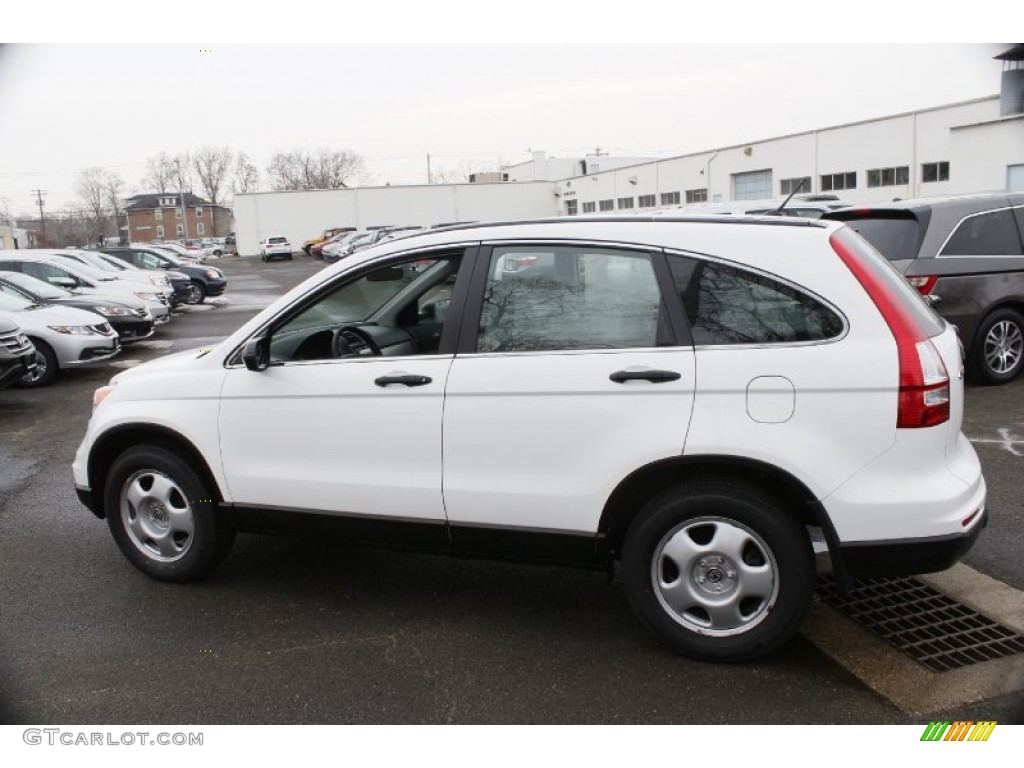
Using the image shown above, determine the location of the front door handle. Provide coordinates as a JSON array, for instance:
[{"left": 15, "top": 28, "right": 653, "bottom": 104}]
[
  {"left": 374, "top": 374, "right": 433, "bottom": 387},
  {"left": 609, "top": 369, "right": 681, "bottom": 384}
]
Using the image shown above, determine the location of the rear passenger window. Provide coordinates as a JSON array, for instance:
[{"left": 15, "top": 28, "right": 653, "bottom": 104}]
[
  {"left": 668, "top": 255, "right": 844, "bottom": 345},
  {"left": 940, "top": 209, "right": 1024, "bottom": 256},
  {"left": 477, "top": 246, "right": 671, "bottom": 353}
]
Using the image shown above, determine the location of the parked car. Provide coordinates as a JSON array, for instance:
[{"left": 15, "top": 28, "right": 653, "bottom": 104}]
[
  {"left": 310, "top": 231, "right": 352, "bottom": 258},
  {"left": 824, "top": 192, "right": 1024, "bottom": 384},
  {"left": 303, "top": 227, "right": 355, "bottom": 255},
  {"left": 49, "top": 249, "right": 189, "bottom": 307},
  {"left": 320, "top": 231, "right": 368, "bottom": 262},
  {"left": 0, "top": 271, "right": 154, "bottom": 344},
  {"left": 321, "top": 230, "right": 392, "bottom": 263},
  {"left": 0, "top": 251, "right": 172, "bottom": 324},
  {"left": 0, "top": 315, "right": 37, "bottom": 390},
  {"left": 259, "top": 236, "right": 293, "bottom": 262},
  {"left": 0, "top": 287, "right": 119, "bottom": 387},
  {"left": 74, "top": 216, "right": 985, "bottom": 662},
  {"left": 99, "top": 246, "right": 227, "bottom": 305}
]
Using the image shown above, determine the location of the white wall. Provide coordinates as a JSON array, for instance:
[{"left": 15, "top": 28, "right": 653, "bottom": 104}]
[
  {"left": 950, "top": 114, "right": 1024, "bottom": 193},
  {"left": 234, "top": 181, "right": 558, "bottom": 255}
]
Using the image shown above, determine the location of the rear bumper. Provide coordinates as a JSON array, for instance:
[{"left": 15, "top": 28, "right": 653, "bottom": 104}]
[{"left": 841, "top": 506, "right": 987, "bottom": 578}]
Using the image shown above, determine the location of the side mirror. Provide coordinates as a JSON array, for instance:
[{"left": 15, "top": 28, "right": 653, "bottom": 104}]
[
  {"left": 366, "top": 267, "right": 405, "bottom": 283},
  {"left": 54, "top": 277, "right": 77, "bottom": 289},
  {"left": 242, "top": 336, "right": 270, "bottom": 371}
]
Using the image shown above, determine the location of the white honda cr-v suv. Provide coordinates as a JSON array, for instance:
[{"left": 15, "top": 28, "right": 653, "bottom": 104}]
[{"left": 73, "top": 216, "right": 986, "bottom": 661}]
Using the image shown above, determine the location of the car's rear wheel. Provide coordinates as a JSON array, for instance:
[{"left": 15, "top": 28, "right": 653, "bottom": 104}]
[
  {"left": 621, "top": 480, "right": 814, "bottom": 662},
  {"left": 16, "top": 339, "right": 58, "bottom": 388},
  {"left": 967, "top": 308, "right": 1024, "bottom": 385},
  {"left": 104, "top": 444, "right": 235, "bottom": 582}
]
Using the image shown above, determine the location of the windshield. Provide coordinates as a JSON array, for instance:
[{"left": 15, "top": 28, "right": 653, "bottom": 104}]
[
  {"left": 0, "top": 290, "right": 34, "bottom": 311},
  {"left": 52, "top": 255, "right": 115, "bottom": 280},
  {"left": 148, "top": 248, "right": 184, "bottom": 266},
  {"left": 1, "top": 271, "right": 70, "bottom": 300}
]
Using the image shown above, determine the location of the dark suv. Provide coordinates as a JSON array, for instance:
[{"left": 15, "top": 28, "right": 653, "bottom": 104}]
[
  {"left": 825, "top": 193, "right": 1024, "bottom": 384},
  {"left": 100, "top": 246, "right": 227, "bottom": 305},
  {"left": 0, "top": 316, "right": 37, "bottom": 389}
]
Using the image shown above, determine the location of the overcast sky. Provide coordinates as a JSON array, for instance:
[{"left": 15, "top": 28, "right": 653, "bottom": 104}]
[{"left": 0, "top": 40, "right": 1009, "bottom": 219}]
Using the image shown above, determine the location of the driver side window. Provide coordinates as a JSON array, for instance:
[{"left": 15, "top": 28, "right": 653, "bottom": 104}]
[{"left": 268, "top": 252, "right": 463, "bottom": 364}]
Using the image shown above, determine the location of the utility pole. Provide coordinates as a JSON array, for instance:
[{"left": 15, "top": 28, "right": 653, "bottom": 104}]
[
  {"left": 32, "top": 189, "right": 47, "bottom": 247},
  {"left": 426, "top": 153, "right": 432, "bottom": 185},
  {"left": 174, "top": 159, "right": 189, "bottom": 242}
]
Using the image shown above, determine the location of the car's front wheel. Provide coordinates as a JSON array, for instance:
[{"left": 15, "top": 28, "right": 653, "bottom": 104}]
[
  {"left": 104, "top": 444, "right": 235, "bottom": 582},
  {"left": 17, "top": 338, "right": 58, "bottom": 388},
  {"left": 621, "top": 480, "right": 814, "bottom": 662},
  {"left": 967, "top": 308, "right": 1024, "bottom": 385},
  {"left": 184, "top": 281, "right": 205, "bottom": 305}
]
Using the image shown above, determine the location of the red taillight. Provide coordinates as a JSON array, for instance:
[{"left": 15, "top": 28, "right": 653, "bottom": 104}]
[
  {"left": 906, "top": 275, "right": 938, "bottom": 296},
  {"left": 831, "top": 232, "right": 950, "bottom": 428}
]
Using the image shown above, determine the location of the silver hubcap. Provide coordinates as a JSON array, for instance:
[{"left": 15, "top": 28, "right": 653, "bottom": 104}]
[
  {"left": 652, "top": 517, "right": 779, "bottom": 637},
  {"left": 984, "top": 320, "right": 1023, "bottom": 375},
  {"left": 120, "top": 470, "right": 195, "bottom": 562},
  {"left": 23, "top": 350, "right": 47, "bottom": 382}
]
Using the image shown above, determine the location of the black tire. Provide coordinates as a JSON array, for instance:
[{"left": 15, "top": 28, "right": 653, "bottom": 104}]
[
  {"left": 17, "top": 338, "right": 58, "bottom": 388},
  {"left": 966, "top": 308, "right": 1024, "bottom": 385},
  {"left": 184, "top": 281, "right": 205, "bottom": 305},
  {"left": 620, "top": 480, "right": 814, "bottom": 662},
  {"left": 104, "top": 444, "right": 235, "bottom": 582}
]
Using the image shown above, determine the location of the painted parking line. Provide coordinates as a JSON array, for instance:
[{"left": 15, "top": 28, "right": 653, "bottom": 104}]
[{"left": 968, "top": 429, "right": 1024, "bottom": 457}]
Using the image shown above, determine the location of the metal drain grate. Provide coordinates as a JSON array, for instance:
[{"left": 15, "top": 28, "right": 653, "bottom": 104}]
[{"left": 817, "top": 576, "right": 1024, "bottom": 672}]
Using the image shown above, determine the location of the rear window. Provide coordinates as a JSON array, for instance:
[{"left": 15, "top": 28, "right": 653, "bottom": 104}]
[
  {"left": 268, "top": 237, "right": 288, "bottom": 244},
  {"left": 825, "top": 211, "right": 923, "bottom": 262}
]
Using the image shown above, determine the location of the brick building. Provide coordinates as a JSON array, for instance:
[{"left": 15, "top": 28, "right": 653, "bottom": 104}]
[{"left": 124, "top": 193, "right": 233, "bottom": 243}]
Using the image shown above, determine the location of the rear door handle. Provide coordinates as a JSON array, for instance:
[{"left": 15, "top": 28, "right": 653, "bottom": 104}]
[
  {"left": 374, "top": 374, "right": 433, "bottom": 387},
  {"left": 609, "top": 369, "right": 681, "bottom": 384}
]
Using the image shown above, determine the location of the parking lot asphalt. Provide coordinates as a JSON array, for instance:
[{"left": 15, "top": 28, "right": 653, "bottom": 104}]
[{"left": 1, "top": 254, "right": 1022, "bottom": 725}]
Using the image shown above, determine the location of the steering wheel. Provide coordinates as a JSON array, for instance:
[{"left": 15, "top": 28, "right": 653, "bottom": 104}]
[{"left": 333, "top": 325, "right": 382, "bottom": 357}]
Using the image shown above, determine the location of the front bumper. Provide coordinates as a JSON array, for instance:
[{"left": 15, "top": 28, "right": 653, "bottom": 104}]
[
  {"left": 203, "top": 278, "right": 227, "bottom": 297},
  {"left": 0, "top": 354, "right": 38, "bottom": 388},
  {"left": 110, "top": 317, "right": 155, "bottom": 343}
]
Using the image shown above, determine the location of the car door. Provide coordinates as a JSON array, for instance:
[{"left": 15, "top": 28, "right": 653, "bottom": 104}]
[
  {"left": 218, "top": 248, "right": 473, "bottom": 542},
  {"left": 442, "top": 243, "right": 697, "bottom": 559}
]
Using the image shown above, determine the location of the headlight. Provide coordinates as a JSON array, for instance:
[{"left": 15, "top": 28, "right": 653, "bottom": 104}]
[
  {"left": 134, "top": 292, "right": 158, "bottom": 301},
  {"left": 95, "top": 306, "right": 133, "bottom": 317},
  {"left": 204, "top": 268, "right": 221, "bottom": 279},
  {"left": 48, "top": 325, "right": 97, "bottom": 335},
  {"left": 93, "top": 384, "right": 114, "bottom": 409}
]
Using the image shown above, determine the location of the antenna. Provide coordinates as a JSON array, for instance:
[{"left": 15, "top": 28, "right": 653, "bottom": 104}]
[{"left": 773, "top": 178, "right": 807, "bottom": 215}]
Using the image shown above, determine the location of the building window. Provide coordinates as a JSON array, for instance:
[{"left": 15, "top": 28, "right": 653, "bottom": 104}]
[
  {"left": 922, "top": 162, "right": 950, "bottom": 183},
  {"left": 582, "top": 202, "right": 596, "bottom": 213},
  {"left": 820, "top": 172, "right": 856, "bottom": 191},
  {"left": 780, "top": 177, "right": 812, "bottom": 196},
  {"left": 160, "top": 197, "right": 173, "bottom": 206},
  {"left": 154, "top": 209, "right": 163, "bottom": 220},
  {"left": 175, "top": 207, "right": 183, "bottom": 219},
  {"left": 156, "top": 225, "right": 164, "bottom": 238},
  {"left": 176, "top": 224, "right": 184, "bottom": 236},
  {"left": 599, "top": 199, "right": 614, "bottom": 212},
  {"left": 660, "top": 191, "right": 681, "bottom": 206},
  {"left": 196, "top": 222, "right": 206, "bottom": 235},
  {"left": 867, "top": 166, "right": 910, "bottom": 188},
  {"left": 637, "top": 194, "right": 656, "bottom": 208},
  {"left": 196, "top": 207, "right": 203, "bottom": 217},
  {"left": 686, "top": 188, "right": 708, "bottom": 204},
  {"left": 565, "top": 200, "right": 578, "bottom": 216},
  {"left": 618, "top": 197, "right": 635, "bottom": 210}
]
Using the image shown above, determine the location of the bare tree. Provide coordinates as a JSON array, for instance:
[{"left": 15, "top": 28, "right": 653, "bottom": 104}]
[
  {"left": 192, "top": 145, "right": 233, "bottom": 205},
  {"left": 429, "top": 159, "right": 495, "bottom": 185},
  {"left": 77, "top": 168, "right": 115, "bottom": 244},
  {"left": 266, "top": 147, "right": 364, "bottom": 191},
  {"left": 233, "top": 152, "right": 261, "bottom": 195},
  {"left": 105, "top": 173, "right": 126, "bottom": 244},
  {"left": 144, "top": 153, "right": 177, "bottom": 193}
]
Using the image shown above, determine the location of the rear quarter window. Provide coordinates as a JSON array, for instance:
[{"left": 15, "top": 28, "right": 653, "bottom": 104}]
[
  {"left": 668, "top": 255, "right": 844, "bottom": 345},
  {"left": 939, "top": 208, "right": 1024, "bottom": 256}
]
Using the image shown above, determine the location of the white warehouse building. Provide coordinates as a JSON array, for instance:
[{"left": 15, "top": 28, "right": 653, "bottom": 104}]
[{"left": 234, "top": 55, "right": 1024, "bottom": 256}]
